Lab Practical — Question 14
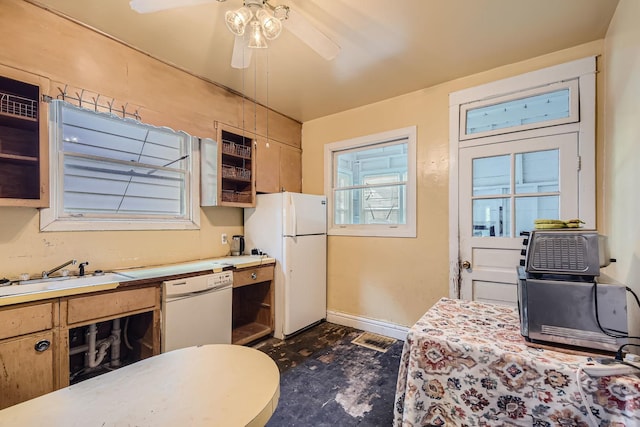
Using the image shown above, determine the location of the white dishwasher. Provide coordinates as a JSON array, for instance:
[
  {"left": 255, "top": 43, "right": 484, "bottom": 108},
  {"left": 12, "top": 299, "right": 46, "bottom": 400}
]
[{"left": 161, "top": 271, "right": 233, "bottom": 353}]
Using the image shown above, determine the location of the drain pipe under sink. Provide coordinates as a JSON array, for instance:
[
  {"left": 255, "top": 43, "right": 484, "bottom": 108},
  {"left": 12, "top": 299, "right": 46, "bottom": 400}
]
[{"left": 82, "top": 319, "right": 122, "bottom": 369}]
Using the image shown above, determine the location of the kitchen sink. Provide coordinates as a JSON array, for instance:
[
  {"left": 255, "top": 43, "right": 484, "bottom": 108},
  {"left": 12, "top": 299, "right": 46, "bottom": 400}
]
[{"left": 0, "top": 272, "right": 132, "bottom": 298}]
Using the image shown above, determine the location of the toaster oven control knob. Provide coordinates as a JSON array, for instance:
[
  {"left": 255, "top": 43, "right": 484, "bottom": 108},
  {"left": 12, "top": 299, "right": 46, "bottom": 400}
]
[{"left": 461, "top": 260, "right": 471, "bottom": 270}]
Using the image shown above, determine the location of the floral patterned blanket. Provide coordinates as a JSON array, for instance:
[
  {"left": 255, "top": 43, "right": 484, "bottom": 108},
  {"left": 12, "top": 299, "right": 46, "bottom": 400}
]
[{"left": 394, "top": 298, "right": 640, "bottom": 426}]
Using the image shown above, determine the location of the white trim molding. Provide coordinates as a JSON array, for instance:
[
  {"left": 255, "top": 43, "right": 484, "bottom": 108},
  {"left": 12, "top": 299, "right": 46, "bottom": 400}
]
[{"left": 326, "top": 310, "right": 409, "bottom": 341}]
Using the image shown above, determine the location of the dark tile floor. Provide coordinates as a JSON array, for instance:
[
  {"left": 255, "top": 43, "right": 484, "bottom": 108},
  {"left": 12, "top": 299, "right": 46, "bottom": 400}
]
[
  {"left": 252, "top": 321, "right": 362, "bottom": 373},
  {"left": 253, "top": 321, "right": 405, "bottom": 426}
]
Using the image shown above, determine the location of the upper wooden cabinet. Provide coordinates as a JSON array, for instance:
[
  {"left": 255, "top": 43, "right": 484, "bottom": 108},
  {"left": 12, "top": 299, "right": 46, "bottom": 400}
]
[
  {"left": 0, "top": 65, "right": 49, "bottom": 207},
  {"left": 255, "top": 137, "right": 302, "bottom": 194},
  {"left": 217, "top": 124, "right": 256, "bottom": 207}
]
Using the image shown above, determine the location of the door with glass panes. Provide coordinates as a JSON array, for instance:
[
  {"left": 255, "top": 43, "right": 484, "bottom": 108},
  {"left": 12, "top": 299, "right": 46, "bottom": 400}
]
[{"left": 458, "top": 132, "right": 579, "bottom": 304}]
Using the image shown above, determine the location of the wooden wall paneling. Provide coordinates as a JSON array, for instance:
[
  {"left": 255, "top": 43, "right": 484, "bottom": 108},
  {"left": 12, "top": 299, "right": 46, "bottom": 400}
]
[
  {"left": 253, "top": 103, "right": 302, "bottom": 148},
  {"left": 0, "top": 1, "right": 299, "bottom": 145}
]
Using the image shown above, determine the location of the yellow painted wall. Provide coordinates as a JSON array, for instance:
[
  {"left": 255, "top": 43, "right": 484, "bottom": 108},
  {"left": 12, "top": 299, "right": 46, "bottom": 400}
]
[
  {"left": 302, "top": 41, "right": 605, "bottom": 328},
  {"left": 602, "top": 0, "right": 640, "bottom": 346}
]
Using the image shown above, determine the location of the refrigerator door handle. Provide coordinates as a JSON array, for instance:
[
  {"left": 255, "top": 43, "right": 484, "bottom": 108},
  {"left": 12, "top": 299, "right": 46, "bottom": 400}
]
[{"left": 286, "top": 192, "right": 297, "bottom": 237}]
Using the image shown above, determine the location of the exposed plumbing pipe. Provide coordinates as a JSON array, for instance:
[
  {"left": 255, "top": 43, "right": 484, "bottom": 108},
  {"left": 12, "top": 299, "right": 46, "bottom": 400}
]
[
  {"left": 110, "top": 318, "right": 122, "bottom": 367},
  {"left": 82, "top": 319, "right": 122, "bottom": 369}
]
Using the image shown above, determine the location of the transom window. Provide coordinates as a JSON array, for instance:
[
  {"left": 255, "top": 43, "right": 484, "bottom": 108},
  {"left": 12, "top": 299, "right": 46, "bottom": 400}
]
[
  {"left": 324, "top": 126, "right": 416, "bottom": 237},
  {"left": 460, "top": 79, "right": 579, "bottom": 140},
  {"left": 41, "top": 100, "right": 199, "bottom": 231}
]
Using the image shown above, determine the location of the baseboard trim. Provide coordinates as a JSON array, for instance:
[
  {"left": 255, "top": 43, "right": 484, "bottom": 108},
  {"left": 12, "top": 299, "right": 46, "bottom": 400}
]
[{"left": 326, "top": 310, "right": 409, "bottom": 341}]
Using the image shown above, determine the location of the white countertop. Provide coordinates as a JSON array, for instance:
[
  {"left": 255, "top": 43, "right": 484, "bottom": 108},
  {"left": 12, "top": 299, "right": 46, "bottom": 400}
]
[
  {"left": 117, "top": 255, "right": 275, "bottom": 280},
  {"left": 0, "top": 255, "right": 275, "bottom": 306}
]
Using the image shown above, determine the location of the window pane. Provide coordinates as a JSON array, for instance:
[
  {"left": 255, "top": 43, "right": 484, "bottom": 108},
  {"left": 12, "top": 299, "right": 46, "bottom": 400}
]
[
  {"left": 466, "top": 88, "right": 570, "bottom": 135},
  {"left": 515, "top": 196, "right": 559, "bottom": 235},
  {"left": 63, "top": 155, "right": 185, "bottom": 216},
  {"left": 473, "top": 155, "right": 510, "bottom": 196},
  {"left": 472, "top": 198, "right": 511, "bottom": 237},
  {"left": 57, "top": 101, "right": 190, "bottom": 220},
  {"left": 335, "top": 142, "right": 407, "bottom": 188},
  {"left": 334, "top": 184, "right": 406, "bottom": 225},
  {"left": 515, "top": 149, "right": 558, "bottom": 193}
]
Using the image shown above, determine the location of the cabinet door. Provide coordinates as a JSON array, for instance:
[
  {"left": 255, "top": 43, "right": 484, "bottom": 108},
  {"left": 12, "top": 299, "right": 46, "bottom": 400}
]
[
  {"left": 280, "top": 144, "right": 302, "bottom": 193},
  {"left": 0, "top": 330, "right": 55, "bottom": 409},
  {"left": 255, "top": 137, "right": 281, "bottom": 193}
]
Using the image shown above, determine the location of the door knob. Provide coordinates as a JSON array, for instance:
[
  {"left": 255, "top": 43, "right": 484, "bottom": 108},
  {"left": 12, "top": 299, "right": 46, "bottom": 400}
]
[{"left": 461, "top": 260, "right": 471, "bottom": 269}]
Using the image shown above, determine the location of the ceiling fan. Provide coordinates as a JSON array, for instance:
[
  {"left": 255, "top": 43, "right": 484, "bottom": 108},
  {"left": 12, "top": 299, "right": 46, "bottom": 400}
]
[{"left": 129, "top": 0, "right": 340, "bottom": 69}]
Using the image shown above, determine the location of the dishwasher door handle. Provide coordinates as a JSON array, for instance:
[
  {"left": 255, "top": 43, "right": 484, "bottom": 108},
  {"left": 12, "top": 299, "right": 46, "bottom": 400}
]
[{"left": 166, "top": 285, "right": 231, "bottom": 299}]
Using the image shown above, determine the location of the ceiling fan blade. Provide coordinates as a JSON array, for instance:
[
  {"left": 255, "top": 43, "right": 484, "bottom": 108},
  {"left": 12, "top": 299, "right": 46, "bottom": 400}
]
[
  {"left": 231, "top": 36, "right": 252, "bottom": 69},
  {"left": 283, "top": 9, "right": 340, "bottom": 61},
  {"left": 129, "top": 0, "right": 215, "bottom": 14}
]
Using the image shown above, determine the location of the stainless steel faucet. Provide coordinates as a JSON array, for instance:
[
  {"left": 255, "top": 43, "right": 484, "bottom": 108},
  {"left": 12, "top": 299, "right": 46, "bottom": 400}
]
[{"left": 42, "top": 259, "right": 77, "bottom": 279}]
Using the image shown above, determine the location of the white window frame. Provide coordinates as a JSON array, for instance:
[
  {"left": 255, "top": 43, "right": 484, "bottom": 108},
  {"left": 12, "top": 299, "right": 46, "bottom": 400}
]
[
  {"left": 40, "top": 101, "right": 200, "bottom": 232},
  {"left": 324, "top": 126, "right": 416, "bottom": 237},
  {"left": 460, "top": 79, "right": 579, "bottom": 140}
]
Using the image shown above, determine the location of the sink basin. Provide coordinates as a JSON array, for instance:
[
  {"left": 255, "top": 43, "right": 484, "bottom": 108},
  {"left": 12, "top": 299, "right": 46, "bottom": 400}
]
[{"left": 0, "top": 272, "right": 132, "bottom": 298}]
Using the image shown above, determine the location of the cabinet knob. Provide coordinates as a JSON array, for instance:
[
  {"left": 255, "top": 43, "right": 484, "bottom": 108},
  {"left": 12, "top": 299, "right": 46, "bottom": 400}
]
[
  {"left": 251, "top": 272, "right": 257, "bottom": 280},
  {"left": 34, "top": 339, "right": 50, "bottom": 352}
]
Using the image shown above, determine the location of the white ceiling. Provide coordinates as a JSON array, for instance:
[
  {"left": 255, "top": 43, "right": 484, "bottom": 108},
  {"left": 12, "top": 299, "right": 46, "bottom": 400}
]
[{"left": 29, "top": 0, "right": 618, "bottom": 123}]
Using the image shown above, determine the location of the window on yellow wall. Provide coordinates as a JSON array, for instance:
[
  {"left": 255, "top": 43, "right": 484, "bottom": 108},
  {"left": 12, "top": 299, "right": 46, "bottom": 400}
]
[{"left": 324, "top": 126, "right": 416, "bottom": 237}]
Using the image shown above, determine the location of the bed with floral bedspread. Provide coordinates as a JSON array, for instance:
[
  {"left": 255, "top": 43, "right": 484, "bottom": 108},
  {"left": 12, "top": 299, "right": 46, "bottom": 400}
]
[{"left": 393, "top": 298, "right": 640, "bottom": 426}]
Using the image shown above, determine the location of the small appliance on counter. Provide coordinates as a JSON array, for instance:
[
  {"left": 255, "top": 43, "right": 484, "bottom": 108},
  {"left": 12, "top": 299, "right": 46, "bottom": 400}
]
[
  {"left": 517, "top": 229, "right": 628, "bottom": 352},
  {"left": 230, "top": 235, "right": 245, "bottom": 256}
]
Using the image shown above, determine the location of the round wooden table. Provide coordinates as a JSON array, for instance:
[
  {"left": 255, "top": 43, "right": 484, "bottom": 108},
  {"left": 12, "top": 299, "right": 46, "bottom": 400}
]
[{"left": 0, "top": 344, "right": 280, "bottom": 426}]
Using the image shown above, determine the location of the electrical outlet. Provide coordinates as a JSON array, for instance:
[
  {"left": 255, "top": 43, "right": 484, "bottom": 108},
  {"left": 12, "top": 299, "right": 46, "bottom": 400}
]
[{"left": 221, "top": 233, "right": 228, "bottom": 245}]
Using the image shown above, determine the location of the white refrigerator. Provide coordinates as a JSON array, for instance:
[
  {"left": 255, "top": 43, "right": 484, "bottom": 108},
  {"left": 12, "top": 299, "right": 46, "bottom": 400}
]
[{"left": 244, "top": 192, "right": 327, "bottom": 339}]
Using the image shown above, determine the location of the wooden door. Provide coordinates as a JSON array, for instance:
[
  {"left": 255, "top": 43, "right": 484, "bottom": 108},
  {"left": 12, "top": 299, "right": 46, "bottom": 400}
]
[
  {"left": 0, "top": 330, "right": 55, "bottom": 409},
  {"left": 280, "top": 144, "right": 302, "bottom": 193},
  {"left": 255, "top": 137, "right": 280, "bottom": 193},
  {"left": 458, "top": 133, "right": 579, "bottom": 305}
]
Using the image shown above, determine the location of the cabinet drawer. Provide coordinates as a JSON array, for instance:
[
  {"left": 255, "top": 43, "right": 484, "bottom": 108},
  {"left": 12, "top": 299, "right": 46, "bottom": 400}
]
[
  {"left": 0, "top": 302, "right": 53, "bottom": 340},
  {"left": 234, "top": 266, "right": 274, "bottom": 288},
  {"left": 66, "top": 287, "right": 157, "bottom": 325}
]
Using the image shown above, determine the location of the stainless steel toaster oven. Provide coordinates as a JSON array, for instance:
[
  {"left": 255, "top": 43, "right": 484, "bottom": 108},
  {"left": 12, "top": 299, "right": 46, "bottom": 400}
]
[{"left": 524, "top": 229, "right": 609, "bottom": 277}]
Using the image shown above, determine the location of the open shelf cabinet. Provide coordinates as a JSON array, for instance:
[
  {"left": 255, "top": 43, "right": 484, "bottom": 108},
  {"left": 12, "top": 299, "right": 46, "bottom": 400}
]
[
  {"left": 0, "top": 67, "right": 49, "bottom": 207},
  {"left": 217, "top": 124, "right": 255, "bottom": 207}
]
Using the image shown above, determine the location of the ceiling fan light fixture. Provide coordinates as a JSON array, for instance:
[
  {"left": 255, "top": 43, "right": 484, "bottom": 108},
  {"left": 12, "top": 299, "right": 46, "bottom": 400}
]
[
  {"left": 256, "top": 8, "right": 282, "bottom": 40},
  {"left": 225, "top": 6, "right": 253, "bottom": 35},
  {"left": 248, "top": 20, "right": 268, "bottom": 48}
]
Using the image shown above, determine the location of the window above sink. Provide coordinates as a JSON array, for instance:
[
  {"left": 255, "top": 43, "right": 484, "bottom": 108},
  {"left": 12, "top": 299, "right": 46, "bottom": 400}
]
[{"left": 40, "top": 100, "right": 200, "bottom": 232}]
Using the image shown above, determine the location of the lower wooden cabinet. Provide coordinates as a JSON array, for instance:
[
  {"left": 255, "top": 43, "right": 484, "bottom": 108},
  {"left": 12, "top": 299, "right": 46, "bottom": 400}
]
[
  {"left": 0, "top": 301, "right": 57, "bottom": 410},
  {"left": 0, "top": 284, "right": 161, "bottom": 408},
  {"left": 232, "top": 264, "right": 275, "bottom": 345}
]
